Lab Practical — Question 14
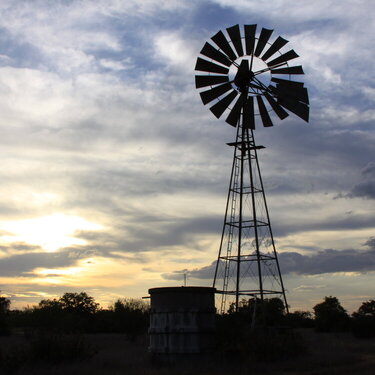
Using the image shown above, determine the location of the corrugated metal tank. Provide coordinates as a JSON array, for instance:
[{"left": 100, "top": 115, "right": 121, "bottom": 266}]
[{"left": 148, "top": 286, "right": 216, "bottom": 354}]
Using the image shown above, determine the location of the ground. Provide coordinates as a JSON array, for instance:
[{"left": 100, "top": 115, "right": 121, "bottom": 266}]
[{"left": 0, "top": 329, "right": 374, "bottom": 374}]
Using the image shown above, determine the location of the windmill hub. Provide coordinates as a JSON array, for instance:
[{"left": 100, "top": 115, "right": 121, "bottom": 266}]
[{"left": 230, "top": 56, "right": 271, "bottom": 96}]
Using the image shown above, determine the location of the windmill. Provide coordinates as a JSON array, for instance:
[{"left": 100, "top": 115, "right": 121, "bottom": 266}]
[{"left": 194, "top": 24, "right": 309, "bottom": 314}]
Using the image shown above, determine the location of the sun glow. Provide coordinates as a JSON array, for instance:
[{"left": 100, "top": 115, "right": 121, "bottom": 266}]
[{"left": 0, "top": 213, "right": 102, "bottom": 251}]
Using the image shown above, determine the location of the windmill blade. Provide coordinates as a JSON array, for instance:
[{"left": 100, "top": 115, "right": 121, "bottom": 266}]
[
  {"left": 211, "top": 30, "right": 237, "bottom": 61},
  {"left": 210, "top": 90, "right": 238, "bottom": 118},
  {"left": 200, "top": 83, "right": 233, "bottom": 105},
  {"left": 256, "top": 95, "right": 273, "bottom": 127},
  {"left": 264, "top": 92, "right": 289, "bottom": 120},
  {"left": 200, "top": 42, "right": 232, "bottom": 67},
  {"left": 254, "top": 28, "right": 273, "bottom": 57},
  {"left": 244, "top": 24, "right": 257, "bottom": 55},
  {"left": 261, "top": 36, "right": 289, "bottom": 61},
  {"left": 195, "top": 57, "right": 230, "bottom": 74},
  {"left": 226, "top": 94, "right": 246, "bottom": 127},
  {"left": 278, "top": 96, "right": 309, "bottom": 122},
  {"left": 267, "top": 49, "right": 299, "bottom": 67},
  {"left": 274, "top": 84, "right": 309, "bottom": 104},
  {"left": 227, "top": 24, "right": 244, "bottom": 57},
  {"left": 271, "top": 65, "right": 304, "bottom": 75},
  {"left": 271, "top": 77, "right": 305, "bottom": 88},
  {"left": 243, "top": 96, "right": 255, "bottom": 129},
  {"left": 195, "top": 75, "right": 229, "bottom": 89}
]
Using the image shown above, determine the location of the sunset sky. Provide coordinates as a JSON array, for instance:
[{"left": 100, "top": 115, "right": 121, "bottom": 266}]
[{"left": 0, "top": 0, "right": 374, "bottom": 312}]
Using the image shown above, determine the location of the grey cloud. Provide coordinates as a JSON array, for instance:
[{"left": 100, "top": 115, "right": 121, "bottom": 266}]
[
  {"left": 0, "top": 244, "right": 122, "bottom": 277},
  {"left": 280, "top": 248, "right": 375, "bottom": 275},
  {"left": 0, "top": 249, "right": 80, "bottom": 277},
  {"left": 346, "top": 162, "right": 375, "bottom": 199},
  {"left": 162, "top": 261, "right": 216, "bottom": 281},
  {"left": 363, "top": 237, "right": 375, "bottom": 249},
  {"left": 0, "top": 242, "right": 41, "bottom": 253},
  {"left": 348, "top": 180, "right": 375, "bottom": 199},
  {"left": 273, "top": 212, "right": 375, "bottom": 237},
  {"left": 110, "top": 214, "right": 222, "bottom": 253},
  {"left": 163, "top": 246, "right": 375, "bottom": 281}
]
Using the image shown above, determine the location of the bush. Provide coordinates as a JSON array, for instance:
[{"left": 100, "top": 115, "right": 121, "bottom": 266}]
[
  {"left": 216, "top": 313, "right": 306, "bottom": 361},
  {"left": 284, "top": 310, "right": 314, "bottom": 328},
  {"left": 110, "top": 298, "right": 149, "bottom": 339},
  {"left": 227, "top": 297, "right": 286, "bottom": 327}
]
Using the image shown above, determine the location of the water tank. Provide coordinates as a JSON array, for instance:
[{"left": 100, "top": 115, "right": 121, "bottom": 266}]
[{"left": 148, "top": 286, "right": 216, "bottom": 354}]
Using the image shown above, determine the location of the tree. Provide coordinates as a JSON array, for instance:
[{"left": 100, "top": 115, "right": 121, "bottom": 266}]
[
  {"left": 0, "top": 294, "right": 11, "bottom": 335},
  {"left": 33, "top": 292, "right": 100, "bottom": 333},
  {"left": 111, "top": 298, "right": 149, "bottom": 339},
  {"left": 0, "top": 296, "right": 10, "bottom": 314},
  {"left": 227, "top": 297, "right": 286, "bottom": 327},
  {"left": 313, "top": 296, "right": 349, "bottom": 332},
  {"left": 59, "top": 292, "right": 99, "bottom": 315},
  {"left": 351, "top": 300, "right": 375, "bottom": 338},
  {"left": 355, "top": 300, "right": 375, "bottom": 317}
]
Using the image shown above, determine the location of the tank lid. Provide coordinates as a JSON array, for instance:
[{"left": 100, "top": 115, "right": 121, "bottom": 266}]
[{"left": 148, "top": 286, "right": 216, "bottom": 295}]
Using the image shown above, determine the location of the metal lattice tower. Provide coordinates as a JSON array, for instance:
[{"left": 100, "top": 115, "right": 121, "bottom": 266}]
[
  {"left": 194, "top": 24, "right": 309, "bottom": 313},
  {"left": 213, "top": 123, "right": 288, "bottom": 313}
]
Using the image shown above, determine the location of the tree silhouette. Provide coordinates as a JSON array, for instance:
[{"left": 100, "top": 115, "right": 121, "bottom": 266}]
[
  {"left": 110, "top": 298, "right": 149, "bottom": 339},
  {"left": 59, "top": 292, "right": 99, "bottom": 315},
  {"left": 0, "top": 294, "right": 10, "bottom": 335},
  {"left": 313, "top": 296, "right": 349, "bottom": 332},
  {"left": 33, "top": 292, "right": 100, "bottom": 333},
  {"left": 355, "top": 300, "right": 375, "bottom": 317},
  {"left": 352, "top": 299, "right": 375, "bottom": 338}
]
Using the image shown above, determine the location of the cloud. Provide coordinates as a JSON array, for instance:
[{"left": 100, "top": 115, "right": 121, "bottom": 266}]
[
  {"left": 363, "top": 237, "right": 375, "bottom": 249},
  {"left": 164, "top": 237, "right": 375, "bottom": 280},
  {"left": 339, "top": 162, "right": 375, "bottom": 200},
  {"left": 280, "top": 248, "right": 375, "bottom": 275},
  {"left": 0, "top": 248, "right": 82, "bottom": 277}
]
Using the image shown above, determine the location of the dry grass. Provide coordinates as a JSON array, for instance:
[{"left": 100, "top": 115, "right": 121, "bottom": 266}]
[{"left": 0, "top": 329, "right": 374, "bottom": 375}]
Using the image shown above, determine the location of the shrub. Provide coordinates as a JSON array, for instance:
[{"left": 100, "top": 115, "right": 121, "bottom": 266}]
[
  {"left": 110, "top": 298, "right": 149, "bottom": 339},
  {"left": 216, "top": 313, "right": 306, "bottom": 361},
  {"left": 284, "top": 310, "right": 314, "bottom": 328}
]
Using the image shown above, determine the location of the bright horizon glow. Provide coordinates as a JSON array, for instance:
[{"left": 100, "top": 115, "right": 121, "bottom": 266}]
[{"left": 0, "top": 214, "right": 102, "bottom": 251}]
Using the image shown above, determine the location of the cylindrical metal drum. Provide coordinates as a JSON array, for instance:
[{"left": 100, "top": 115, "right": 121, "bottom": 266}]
[{"left": 148, "top": 286, "right": 216, "bottom": 354}]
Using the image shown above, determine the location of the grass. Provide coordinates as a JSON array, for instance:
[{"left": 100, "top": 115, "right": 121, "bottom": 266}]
[{"left": 0, "top": 329, "right": 374, "bottom": 374}]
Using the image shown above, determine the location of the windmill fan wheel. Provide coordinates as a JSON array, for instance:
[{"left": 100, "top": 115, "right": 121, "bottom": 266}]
[{"left": 195, "top": 24, "right": 309, "bottom": 128}]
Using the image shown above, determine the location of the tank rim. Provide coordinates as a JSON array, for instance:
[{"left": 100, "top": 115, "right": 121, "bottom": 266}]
[{"left": 148, "top": 286, "right": 216, "bottom": 294}]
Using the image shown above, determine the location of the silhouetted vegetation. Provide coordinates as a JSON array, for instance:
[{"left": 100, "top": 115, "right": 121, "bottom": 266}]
[
  {"left": 0, "top": 294, "right": 11, "bottom": 336},
  {"left": 313, "top": 296, "right": 350, "bottom": 332},
  {"left": 351, "top": 299, "right": 375, "bottom": 338},
  {"left": 217, "top": 297, "right": 307, "bottom": 361},
  {"left": 1, "top": 293, "right": 375, "bottom": 374},
  {"left": 284, "top": 310, "right": 314, "bottom": 328},
  {"left": 8, "top": 292, "right": 149, "bottom": 338}
]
